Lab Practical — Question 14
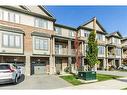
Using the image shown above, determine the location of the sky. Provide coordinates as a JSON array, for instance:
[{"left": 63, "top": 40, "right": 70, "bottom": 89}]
[{"left": 45, "top": 6, "right": 127, "bottom": 37}]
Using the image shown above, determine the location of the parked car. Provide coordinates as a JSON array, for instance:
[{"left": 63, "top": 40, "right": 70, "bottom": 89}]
[
  {"left": 0, "top": 63, "right": 22, "bottom": 85},
  {"left": 118, "top": 64, "right": 127, "bottom": 70}
]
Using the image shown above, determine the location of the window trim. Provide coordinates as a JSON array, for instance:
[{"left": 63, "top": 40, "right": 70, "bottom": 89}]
[
  {"left": 55, "top": 27, "right": 62, "bottom": 35},
  {"left": 34, "top": 18, "right": 48, "bottom": 29},
  {"left": 2, "top": 33, "right": 21, "bottom": 48},
  {"left": 34, "top": 37, "right": 48, "bottom": 51}
]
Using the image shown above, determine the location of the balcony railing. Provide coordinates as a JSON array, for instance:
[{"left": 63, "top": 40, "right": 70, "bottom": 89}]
[
  {"left": 107, "top": 53, "right": 115, "bottom": 58},
  {"left": 55, "top": 48, "right": 68, "bottom": 55},
  {"left": 71, "top": 49, "right": 76, "bottom": 55}
]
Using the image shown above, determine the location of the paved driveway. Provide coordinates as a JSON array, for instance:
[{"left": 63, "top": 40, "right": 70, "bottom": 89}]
[
  {"left": 0, "top": 75, "right": 72, "bottom": 89},
  {"left": 97, "top": 71, "right": 127, "bottom": 77}
]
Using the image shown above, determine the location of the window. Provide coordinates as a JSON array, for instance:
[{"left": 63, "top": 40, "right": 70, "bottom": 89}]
[
  {"left": 2, "top": 33, "right": 21, "bottom": 48},
  {"left": 55, "top": 44, "right": 62, "bottom": 54},
  {"left": 84, "top": 30, "right": 90, "bottom": 38},
  {"left": 35, "top": 38, "right": 48, "bottom": 50},
  {"left": 15, "top": 14, "right": 20, "bottom": 23},
  {"left": 97, "top": 34, "right": 103, "bottom": 41},
  {"left": 3, "top": 34, "right": 8, "bottom": 47},
  {"left": 15, "top": 36, "right": 21, "bottom": 47},
  {"left": 9, "top": 12, "right": 15, "bottom": 22},
  {"left": 1, "top": 10, "right": 20, "bottom": 23},
  {"left": 69, "top": 30, "right": 75, "bottom": 37},
  {"left": 34, "top": 18, "right": 48, "bottom": 29},
  {"left": 3, "top": 11, "right": 9, "bottom": 21},
  {"left": 113, "top": 38, "right": 120, "bottom": 45},
  {"left": 55, "top": 27, "right": 62, "bottom": 35},
  {"left": 116, "top": 48, "right": 121, "bottom": 56},
  {"left": 98, "top": 46, "right": 104, "bottom": 55},
  {"left": 9, "top": 35, "right": 15, "bottom": 47},
  {"left": 0, "top": 10, "right": 3, "bottom": 20}
]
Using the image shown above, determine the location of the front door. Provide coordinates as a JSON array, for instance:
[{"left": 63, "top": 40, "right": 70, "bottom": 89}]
[{"left": 55, "top": 58, "right": 62, "bottom": 72}]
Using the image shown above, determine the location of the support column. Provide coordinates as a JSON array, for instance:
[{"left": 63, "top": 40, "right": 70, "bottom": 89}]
[
  {"left": 50, "top": 37, "right": 56, "bottom": 74},
  {"left": 25, "top": 56, "right": 31, "bottom": 76},
  {"left": 119, "top": 58, "right": 122, "bottom": 67},
  {"left": 103, "top": 58, "right": 106, "bottom": 70},
  {"left": 106, "top": 58, "right": 109, "bottom": 70},
  {"left": 81, "top": 42, "right": 84, "bottom": 56},
  {"left": 49, "top": 56, "right": 56, "bottom": 74},
  {"left": 68, "top": 40, "right": 72, "bottom": 72}
]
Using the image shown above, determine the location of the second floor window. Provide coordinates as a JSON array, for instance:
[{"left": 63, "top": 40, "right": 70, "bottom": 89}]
[
  {"left": 35, "top": 38, "right": 48, "bottom": 50},
  {"left": 98, "top": 46, "right": 105, "bottom": 55},
  {"left": 2, "top": 33, "right": 21, "bottom": 48},
  {"left": 0, "top": 10, "right": 20, "bottom": 23},
  {"left": 34, "top": 18, "right": 48, "bottom": 29},
  {"left": 113, "top": 38, "right": 120, "bottom": 45},
  {"left": 116, "top": 48, "right": 121, "bottom": 56},
  {"left": 55, "top": 27, "right": 62, "bottom": 35},
  {"left": 84, "top": 30, "right": 90, "bottom": 38},
  {"left": 69, "top": 30, "right": 75, "bottom": 37},
  {"left": 97, "top": 34, "right": 104, "bottom": 41}
]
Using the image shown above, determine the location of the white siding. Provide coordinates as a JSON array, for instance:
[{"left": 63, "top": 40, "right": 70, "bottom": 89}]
[{"left": 0, "top": 8, "right": 53, "bottom": 30}]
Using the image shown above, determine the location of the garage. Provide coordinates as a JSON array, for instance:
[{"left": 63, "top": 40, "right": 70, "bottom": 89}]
[
  {"left": 0, "top": 56, "right": 25, "bottom": 74},
  {"left": 31, "top": 57, "right": 49, "bottom": 75}
]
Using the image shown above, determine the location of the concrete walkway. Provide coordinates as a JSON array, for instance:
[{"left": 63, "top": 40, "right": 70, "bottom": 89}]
[
  {"left": 97, "top": 71, "right": 127, "bottom": 77},
  {"left": 61, "top": 77, "right": 127, "bottom": 89}
]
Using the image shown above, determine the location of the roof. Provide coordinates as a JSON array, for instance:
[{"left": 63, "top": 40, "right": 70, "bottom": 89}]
[
  {"left": 31, "top": 32, "right": 51, "bottom": 38},
  {"left": 55, "top": 23, "right": 77, "bottom": 31},
  {"left": 106, "top": 31, "right": 123, "bottom": 39},
  {"left": 0, "top": 25, "right": 24, "bottom": 34},
  {"left": 77, "top": 17, "right": 107, "bottom": 33},
  {"left": 0, "top": 5, "right": 56, "bottom": 22}
]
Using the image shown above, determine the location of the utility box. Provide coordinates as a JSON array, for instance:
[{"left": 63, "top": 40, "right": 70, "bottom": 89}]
[{"left": 78, "top": 71, "right": 96, "bottom": 80}]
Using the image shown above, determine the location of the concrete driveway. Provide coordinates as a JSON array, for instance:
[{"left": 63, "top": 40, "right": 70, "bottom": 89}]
[{"left": 0, "top": 74, "right": 72, "bottom": 89}]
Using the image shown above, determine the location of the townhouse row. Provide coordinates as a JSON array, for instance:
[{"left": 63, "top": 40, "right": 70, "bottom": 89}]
[{"left": 0, "top": 5, "right": 127, "bottom": 75}]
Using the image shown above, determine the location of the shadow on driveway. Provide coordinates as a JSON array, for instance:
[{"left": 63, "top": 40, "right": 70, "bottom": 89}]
[{"left": 0, "top": 74, "right": 25, "bottom": 87}]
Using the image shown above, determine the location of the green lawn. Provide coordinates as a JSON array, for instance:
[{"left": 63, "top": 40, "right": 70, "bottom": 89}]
[
  {"left": 121, "top": 88, "right": 127, "bottom": 90},
  {"left": 60, "top": 75, "right": 82, "bottom": 85},
  {"left": 96, "top": 74, "right": 121, "bottom": 81},
  {"left": 60, "top": 74, "right": 122, "bottom": 85}
]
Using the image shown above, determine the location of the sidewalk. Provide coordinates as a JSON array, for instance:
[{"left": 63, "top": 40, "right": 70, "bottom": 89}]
[
  {"left": 60, "top": 77, "right": 127, "bottom": 89},
  {"left": 97, "top": 71, "right": 127, "bottom": 77}
]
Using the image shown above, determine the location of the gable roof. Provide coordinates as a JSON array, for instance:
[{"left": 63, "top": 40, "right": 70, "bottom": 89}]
[
  {"left": 77, "top": 17, "right": 107, "bottom": 34},
  {"left": 0, "top": 5, "right": 56, "bottom": 22},
  {"left": 106, "top": 31, "right": 123, "bottom": 39},
  {"left": 55, "top": 23, "right": 77, "bottom": 31}
]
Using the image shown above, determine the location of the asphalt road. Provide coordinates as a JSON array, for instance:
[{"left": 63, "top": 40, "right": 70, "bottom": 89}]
[{"left": 0, "top": 74, "right": 72, "bottom": 89}]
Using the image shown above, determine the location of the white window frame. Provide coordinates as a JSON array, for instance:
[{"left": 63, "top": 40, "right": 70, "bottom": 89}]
[
  {"left": 3, "top": 11, "right": 9, "bottom": 21},
  {"left": 35, "top": 37, "right": 48, "bottom": 51},
  {"left": 55, "top": 27, "right": 62, "bottom": 35},
  {"left": 98, "top": 46, "right": 104, "bottom": 55},
  {"left": 2, "top": 33, "right": 21, "bottom": 48}
]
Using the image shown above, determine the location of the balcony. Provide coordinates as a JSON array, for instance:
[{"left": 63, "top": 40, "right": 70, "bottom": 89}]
[
  {"left": 71, "top": 49, "right": 76, "bottom": 55},
  {"left": 55, "top": 48, "right": 68, "bottom": 55},
  {"left": 107, "top": 52, "right": 115, "bottom": 58}
]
